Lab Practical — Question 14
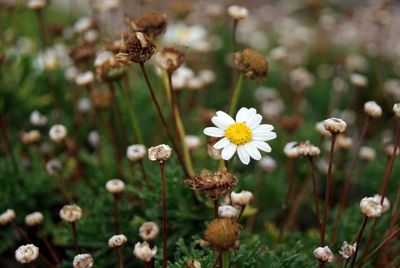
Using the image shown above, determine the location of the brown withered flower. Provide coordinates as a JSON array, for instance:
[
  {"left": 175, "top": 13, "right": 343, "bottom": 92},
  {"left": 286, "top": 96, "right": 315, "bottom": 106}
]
[
  {"left": 154, "top": 47, "right": 184, "bottom": 73},
  {"left": 185, "top": 170, "right": 238, "bottom": 200},
  {"left": 95, "top": 52, "right": 129, "bottom": 81},
  {"left": 233, "top": 48, "right": 268, "bottom": 80},
  {"left": 135, "top": 10, "right": 167, "bottom": 39},
  {"left": 204, "top": 219, "right": 241, "bottom": 250},
  {"left": 119, "top": 32, "right": 156, "bottom": 64},
  {"left": 90, "top": 91, "right": 112, "bottom": 108},
  {"left": 70, "top": 44, "right": 96, "bottom": 65}
]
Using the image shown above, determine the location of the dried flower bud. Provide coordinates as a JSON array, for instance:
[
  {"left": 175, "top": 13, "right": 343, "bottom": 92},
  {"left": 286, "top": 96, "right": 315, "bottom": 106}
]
[
  {"left": 233, "top": 48, "right": 268, "bottom": 80},
  {"left": 15, "top": 244, "right": 39, "bottom": 263},
  {"left": 283, "top": 141, "right": 300, "bottom": 158},
  {"left": 75, "top": 71, "right": 94, "bottom": 86},
  {"left": 21, "top": 130, "right": 41, "bottom": 145},
  {"left": 121, "top": 32, "right": 156, "bottom": 63},
  {"left": 133, "top": 241, "right": 157, "bottom": 262},
  {"left": 230, "top": 190, "right": 253, "bottom": 206},
  {"left": 139, "top": 221, "right": 160, "bottom": 241},
  {"left": 339, "top": 241, "right": 356, "bottom": 259},
  {"left": 27, "top": 0, "right": 46, "bottom": 10},
  {"left": 108, "top": 234, "right": 128, "bottom": 248},
  {"left": 350, "top": 73, "right": 368, "bottom": 87},
  {"left": 336, "top": 135, "right": 353, "bottom": 151},
  {"left": 127, "top": 144, "right": 147, "bottom": 161},
  {"left": 313, "top": 246, "right": 334, "bottom": 263},
  {"left": 49, "top": 124, "right": 67, "bottom": 143},
  {"left": 0, "top": 209, "right": 16, "bottom": 225},
  {"left": 185, "top": 170, "right": 238, "bottom": 199},
  {"left": 360, "top": 197, "right": 383, "bottom": 218},
  {"left": 105, "top": 179, "right": 125, "bottom": 195},
  {"left": 297, "top": 141, "right": 320, "bottom": 157},
  {"left": 227, "top": 5, "right": 248, "bottom": 20},
  {"left": 364, "top": 101, "right": 382, "bottom": 118},
  {"left": 359, "top": 146, "right": 376, "bottom": 161},
  {"left": 372, "top": 194, "right": 390, "bottom": 213},
  {"left": 258, "top": 156, "right": 276, "bottom": 172},
  {"left": 323, "top": 118, "right": 347, "bottom": 134},
  {"left": 204, "top": 219, "right": 241, "bottom": 249},
  {"left": 155, "top": 47, "right": 184, "bottom": 73},
  {"left": 148, "top": 144, "right": 172, "bottom": 162},
  {"left": 73, "top": 254, "right": 94, "bottom": 268},
  {"left": 218, "top": 205, "right": 238, "bottom": 219},
  {"left": 59, "top": 204, "right": 82, "bottom": 223},
  {"left": 393, "top": 103, "right": 400, "bottom": 118},
  {"left": 25, "top": 212, "right": 44, "bottom": 226},
  {"left": 30, "top": 110, "right": 48, "bottom": 126},
  {"left": 185, "top": 135, "right": 202, "bottom": 150},
  {"left": 207, "top": 137, "right": 222, "bottom": 160},
  {"left": 135, "top": 10, "right": 167, "bottom": 39},
  {"left": 45, "top": 159, "right": 62, "bottom": 177}
]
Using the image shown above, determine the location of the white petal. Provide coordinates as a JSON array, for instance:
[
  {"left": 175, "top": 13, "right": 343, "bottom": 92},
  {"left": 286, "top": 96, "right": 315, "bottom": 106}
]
[
  {"left": 212, "top": 116, "right": 230, "bottom": 130},
  {"left": 252, "top": 124, "right": 274, "bottom": 133},
  {"left": 235, "top": 107, "right": 249, "bottom": 122},
  {"left": 244, "top": 143, "right": 262, "bottom": 160},
  {"left": 253, "top": 132, "right": 277, "bottom": 141},
  {"left": 216, "top": 111, "right": 235, "bottom": 125},
  {"left": 251, "top": 140, "right": 271, "bottom": 152},
  {"left": 214, "top": 137, "right": 230, "bottom": 149},
  {"left": 221, "top": 143, "right": 237, "bottom": 160},
  {"left": 247, "top": 108, "right": 257, "bottom": 117},
  {"left": 246, "top": 114, "right": 262, "bottom": 129},
  {"left": 237, "top": 145, "right": 250, "bottom": 165},
  {"left": 204, "top": 127, "right": 224, "bottom": 137}
]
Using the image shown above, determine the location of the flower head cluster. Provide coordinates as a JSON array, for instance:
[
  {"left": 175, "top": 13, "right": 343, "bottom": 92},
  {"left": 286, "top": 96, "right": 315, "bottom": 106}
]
[{"left": 15, "top": 244, "right": 39, "bottom": 264}]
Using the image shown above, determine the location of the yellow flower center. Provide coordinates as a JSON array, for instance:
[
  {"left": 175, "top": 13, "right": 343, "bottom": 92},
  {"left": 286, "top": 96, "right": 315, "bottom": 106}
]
[{"left": 225, "top": 122, "right": 252, "bottom": 145}]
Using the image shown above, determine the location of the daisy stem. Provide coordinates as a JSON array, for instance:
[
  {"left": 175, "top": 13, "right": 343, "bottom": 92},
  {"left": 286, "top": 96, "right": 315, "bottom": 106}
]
[
  {"left": 159, "top": 161, "right": 168, "bottom": 268},
  {"left": 350, "top": 216, "right": 368, "bottom": 268},
  {"left": 309, "top": 157, "right": 323, "bottom": 245},
  {"left": 139, "top": 63, "right": 190, "bottom": 177},
  {"left": 228, "top": 73, "right": 244, "bottom": 116},
  {"left": 321, "top": 133, "right": 337, "bottom": 246}
]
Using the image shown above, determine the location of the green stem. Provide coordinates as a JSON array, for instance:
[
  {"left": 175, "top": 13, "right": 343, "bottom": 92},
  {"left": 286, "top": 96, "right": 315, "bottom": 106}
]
[
  {"left": 228, "top": 73, "right": 244, "bottom": 116},
  {"left": 222, "top": 252, "right": 230, "bottom": 268}
]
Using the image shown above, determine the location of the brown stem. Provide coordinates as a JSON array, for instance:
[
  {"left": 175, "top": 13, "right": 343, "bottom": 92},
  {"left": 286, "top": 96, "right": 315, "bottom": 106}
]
[
  {"left": 237, "top": 205, "right": 246, "bottom": 222},
  {"left": 0, "top": 116, "right": 18, "bottom": 173},
  {"left": 159, "top": 161, "right": 167, "bottom": 268},
  {"left": 214, "top": 199, "right": 219, "bottom": 219},
  {"left": 309, "top": 157, "right": 323, "bottom": 245},
  {"left": 350, "top": 216, "right": 369, "bottom": 268},
  {"left": 38, "top": 228, "right": 60, "bottom": 265},
  {"left": 212, "top": 251, "right": 221, "bottom": 268},
  {"left": 117, "top": 247, "right": 123, "bottom": 268},
  {"left": 71, "top": 222, "right": 79, "bottom": 254},
  {"left": 107, "top": 82, "right": 128, "bottom": 148},
  {"left": 138, "top": 159, "right": 149, "bottom": 185},
  {"left": 35, "top": 9, "right": 47, "bottom": 49},
  {"left": 322, "top": 134, "right": 336, "bottom": 246},
  {"left": 113, "top": 195, "right": 120, "bottom": 234},
  {"left": 139, "top": 63, "right": 189, "bottom": 177}
]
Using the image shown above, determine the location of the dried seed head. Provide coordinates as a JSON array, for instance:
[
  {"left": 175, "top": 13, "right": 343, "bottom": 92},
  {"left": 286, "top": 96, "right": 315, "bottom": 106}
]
[
  {"left": 360, "top": 197, "right": 383, "bottom": 218},
  {"left": 15, "top": 244, "right": 39, "bottom": 264},
  {"left": 127, "top": 144, "right": 147, "bottom": 161},
  {"left": 283, "top": 141, "right": 300, "bottom": 158},
  {"left": 135, "top": 10, "right": 167, "bottom": 39},
  {"left": 185, "top": 170, "right": 238, "bottom": 200},
  {"left": 336, "top": 135, "right": 353, "bottom": 151},
  {"left": 393, "top": 103, "right": 400, "bottom": 117},
  {"left": 0, "top": 209, "right": 16, "bottom": 225},
  {"left": 49, "top": 124, "right": 67, "bottom": 143},
  {"left": 21, "top": 130, "right": 41, "bottom": 145},
  {"left": 233, "top": 48, "right": 268, "bottom": 80},
  {"left": 25, "top": 212, "right": 44, "bottom": 227},
  {"left": 139, "top": 221, "right": 160, "bottom": 241},
  {"left": 230, "top": 190, "right": 253, "bottom": 206},
  {"left": 204, "top": 219, "right": 241, "bottom": 250},
  {"left": 105, "top": 179, "right": 125, "bottom": 195},
  {"left": 258, "top": 156, "right": 276, "bottom": 172},
  {"left": 45, "top": 159, "right": 62, "bottom": 177},
  {"left": 59, "top": 204, "right": 82, "bottom": 223},
  {"left": 120, "top": 32, "right": 155, "bottom": 63},
  {"left": 148, "top": 144, "right": 172, "bottom": 162},
  {"left": 73, "top": 254, "right": 94, "bottom": 268},
  {"left": 155, "top": 47, "right": 185, "bottom": 73},
  {"left": 108, "top": 234, "right": 128, "bottom": 248},
  {"left": 323, "top": 117, "right": 347, "bottom": 134},
  {"left": 207, "top": 137, "right": 223, "bottom": 160},
  {"left": 339, "top": 241, "right": 357, "bottom": 259},
  {"left": 297, "top": 141, "right": 320, "bottom": 158},
  {"left": 133, "top": 241, "right": 157, "bottom": 262},
  {"left": 218, "top": 205, "right": 238, "bottom": 219},
  {"left": 359, "top": 146, "right": 376, "bottom": 161},
  {"left": 364, "top": 101, "right": 382, "bottom": 118},
  {"left": 227, "top": 5, "right": 248, "bottom": 20},
  {"left": 372, "top": 194, "right": 390, "bottom": 212},
  {"left": 313, "top": 246, "right": 334, "bottom": 263}
]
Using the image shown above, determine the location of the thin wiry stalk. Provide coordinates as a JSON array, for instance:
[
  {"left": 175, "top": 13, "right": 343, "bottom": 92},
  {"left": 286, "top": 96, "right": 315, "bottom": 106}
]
[
  {"left": 309, "top": 157, "right": 323, "bottom": 245},
  {"left": 350, "top": 216, "right": 368, "bottom": 268},
  {"left": 159, "top": 161, "right": 167, "bottom": 268}
]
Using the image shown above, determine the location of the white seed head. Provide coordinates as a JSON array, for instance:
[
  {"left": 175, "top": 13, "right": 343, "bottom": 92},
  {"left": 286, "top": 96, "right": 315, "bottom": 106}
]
[
  {"left": 59, "top": 204, "right": 82, "bottom": 223},
  {"left": 45, "top": 159, "right": 62, "bottom": 177},
  {"left": 49, "top": 124, "right": 67, "bottom": 143},
  {"left": 230, "top": 190, "right": 253, "bottom": 206},
  {"left": 359, "top": 146, "right": 376, "bottom": 161},
  {"left": 108, "top": 234, "right": 128, "bottom": 248},
  {"left": 283, "top": 141, "right": 300, "bottom": 158},
  {"left": 393, "top": 103, "right": 400, "bottom": 118},
  {"left": 139, "top": 221, "right": 160, "bottom": 241},
  {"left": 364, "top": 101, "right": 382, "bottom": 118},
  {"left": 127, "top": 144, "right": 147, "bottom": 161},
  {"left": 323, "top": 118, "right": 347, "bottom": 134},
  {"left": 73, "top": 253, "right": 94, "bottom": 268},
  {"left": 133, "top": 241, "right": 157, "bottom": 262},
  {"left": 25, "top": 212, "right": 44, "bottom": 226},
  {"left": 15, "top": 244, "right": 39, "bottom": 263},
  {"left": 218, "top": 205, "right": 238, "bottom": 219},
  {"left": 88, "top": 130, "right": 102, "bottom": 149},
  {"left": 30, "top": 110, "right": 48, "bottom": 126},
  {"left": 350, "top": 73, "right": 368, "bottom": 87},
  {"left": 148, "top": 144, "right": 172, "bottom": 162},
  {"left": 227, "top": 5, "right": 248, "bottom": 20},
  {"left": 78, "top": 97, "right": 92, "bottom": 113},
  {"left": 105, "top": 179, "right": 125, "bottom": 194},
  {"left": 316, "top": 121, "right": 332, "bottom": 137},
  {"left": 313, "top": 246, "right": 334, "bottom": 263},
  {"left": 0, "top": 209, "right": 16, "bottom": 225},
  {"left": 360, "top": 197, "right": 383, "bottom": 218},
  {"left": 339, "top": 241, "right": 356, "bottom": 259},
  {"left": 372, "top": 194, "right": 390, "bottom": 213},
  {"left": 258, "top": 156, "right": 277, "bottom": 172},
  {"left": 336, "top": 135, "right": 353, "bottom": 151},
  {"left": 297, "top": 141, "right": 320, "bottom": 158}
]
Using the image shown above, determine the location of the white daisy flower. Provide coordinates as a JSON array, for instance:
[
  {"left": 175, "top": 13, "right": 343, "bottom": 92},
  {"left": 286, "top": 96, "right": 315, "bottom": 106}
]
[{"left": 203, "top": 107, "right": 277, "bottom": 165}]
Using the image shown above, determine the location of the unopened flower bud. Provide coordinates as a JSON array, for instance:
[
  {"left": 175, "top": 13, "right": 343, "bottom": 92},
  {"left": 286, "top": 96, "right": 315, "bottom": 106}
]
[
  {"left": 73, "top": 253, "right": 94, "bottom": 268},
  {"left": 323, "top": 118, "right": 347, "bottom": 134},
  {"left": 227, "top": 5, "right": 248, "bottom": 20},
  {"left": 230, "top": 190, "right": 253, "bottom": 206},
  {"left": 0, "top": 209, "right": 16, "bottom": 225},
  {"left": 105, "top": 179, "right": 125, "bottom": 195},
  {"left": 218, "top": 205, "right": 238, "bottom": 219},
  {"left": 336, "top": 135, "right": 352, "bottom": 151},
  {"left": 127, "top": 144, "right": 146, "bottom": 161},
  {"left": 30, "top": 110, "right": 48, "bottom": 126},
  {"left": 59, "top": 204, "right": 82, "bottom": 223},
  {"left": 49, "top": 124, "right": 67, "bottom": 143},
  {"left": 283, "top": 141, "right": 300, "bottom": 158},
  {"left": 148, "top": 144, "right": 172, "bottom": 162},
  {"left": 46, "top": 159, "right": 62, "bottom": 177},
  {"left": 360, "top": 197, "right": 383, "bottom": 218},
  {"left": 88, "top": 130, "right": 101, "bottom": 149},
  {"left": 27, "top": 0, "right": 46, "bottom": 10},
  {"left": 350, "top": 73, "right": 368, "bottom": 87},
  {"left": 108, "top": 234, "right": 128, "bottom": 248},
  {"left": 313, "top": 246, "right": 334, "bottom": 263},
  {"left": 15, "top": 244, "right": 39, "bottom": 263},
  {"left": 316, "top": 121, "right": 331, "bottom": 137},
  {"left": 258, "top": 156, "right": 276, "bottom": 172},
  {"left": 339, "top": 241, "right": 356, "bottom": 259},
  {"left": 133, "top": 241, "right": 157, "bottom": 262},
  {"left": 364, "top": 101, "right": 382, "bottom": 118},
  {"left": 372, "top": 194, "right": 390, "bottom": 213},
  {"left": 139, "top": 221, "right": 159, "bottom": 241},
  {"left": 297, "top": 141, "right": 320, "bottom": 157},
  {"left": 359, "top": 146, "right": 376, "bottom": 161},
  {"left": 185, "top": 135, "right": 201, "bottom": 150},
  {"left": 25, "top": 212, "right": 44, "bottom": 226}
]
